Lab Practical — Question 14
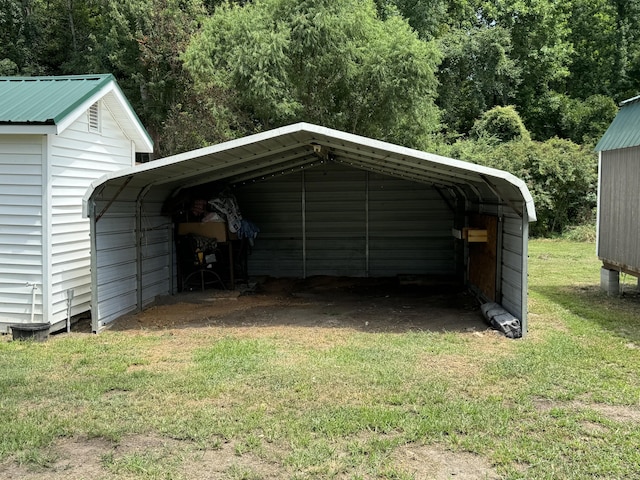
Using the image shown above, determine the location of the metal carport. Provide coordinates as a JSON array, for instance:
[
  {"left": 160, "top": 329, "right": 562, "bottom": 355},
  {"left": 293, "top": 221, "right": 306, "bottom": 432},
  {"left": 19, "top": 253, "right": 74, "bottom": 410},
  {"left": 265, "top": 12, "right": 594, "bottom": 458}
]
[{"left": 83, "top": 123, "right": 536, "bottom": 334}]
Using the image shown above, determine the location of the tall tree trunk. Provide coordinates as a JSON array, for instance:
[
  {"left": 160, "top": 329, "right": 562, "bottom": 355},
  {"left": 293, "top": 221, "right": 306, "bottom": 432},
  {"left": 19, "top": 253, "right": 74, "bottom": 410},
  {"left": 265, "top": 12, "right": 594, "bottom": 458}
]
[{"left": 67, "top": 0, "right": 77, "bottom": 52}]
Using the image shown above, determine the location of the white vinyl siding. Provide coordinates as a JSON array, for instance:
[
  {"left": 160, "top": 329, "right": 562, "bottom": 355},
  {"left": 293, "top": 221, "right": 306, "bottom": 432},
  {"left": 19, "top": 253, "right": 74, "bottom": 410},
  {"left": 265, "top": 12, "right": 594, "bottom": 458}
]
[
  {"left": 48, "top": 106, "right": 135, "bottom": 328},
  {"left": 0, "top": 135, "right": 44, "bottom": 326}
]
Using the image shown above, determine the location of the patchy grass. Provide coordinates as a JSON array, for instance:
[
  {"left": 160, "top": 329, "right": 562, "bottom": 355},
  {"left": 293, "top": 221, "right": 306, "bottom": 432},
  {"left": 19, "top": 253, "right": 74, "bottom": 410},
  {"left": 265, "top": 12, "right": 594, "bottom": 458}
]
[{"left": 1, "top": 239, "right": 640, "bottom": 479}]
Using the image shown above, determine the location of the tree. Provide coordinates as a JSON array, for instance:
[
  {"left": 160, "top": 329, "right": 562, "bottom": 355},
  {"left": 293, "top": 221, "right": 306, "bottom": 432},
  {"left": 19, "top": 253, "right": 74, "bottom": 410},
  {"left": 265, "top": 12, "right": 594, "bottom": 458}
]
[
  {"left": 0, "top": 0, "right": 47, "bottom": 74},
  {"left": 184, "top": 0, "right": 441, "bottom": 148},
  {"left": 470, "top": 105, "right": 530, "bottom": 143},
  {"left": 477, "top": 0, "right": 574, "bottom": 139},
  {"left": 437, "top": 26, "right": 521, "bottom": 135},
  {"left": 567, "top": 0, "right": 618, "bottom": 99},
  {"left": 131, "top": 0, "right": 206, "bottom": 156},
  {"left": 373, "top": 0, "right": 448, "bottom": 39}
]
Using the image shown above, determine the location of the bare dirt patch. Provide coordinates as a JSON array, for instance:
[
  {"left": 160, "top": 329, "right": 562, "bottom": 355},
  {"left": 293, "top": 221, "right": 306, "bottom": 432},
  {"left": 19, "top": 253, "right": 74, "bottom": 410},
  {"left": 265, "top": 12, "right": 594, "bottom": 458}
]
[
  {"left": 533, "top": 397, "right": 640, "bottom": 424},
  {"left": 391, "top": 444, "right": 500, "bottom": 479},
  {"left": 108, "top": 276, "right": 489, "bottom": 338},
  {"left": 1, "top": 436, "right": 112, "bottom": 480},
  {"left": 1, "top": 435, "right": 502, "bottom": 480}
]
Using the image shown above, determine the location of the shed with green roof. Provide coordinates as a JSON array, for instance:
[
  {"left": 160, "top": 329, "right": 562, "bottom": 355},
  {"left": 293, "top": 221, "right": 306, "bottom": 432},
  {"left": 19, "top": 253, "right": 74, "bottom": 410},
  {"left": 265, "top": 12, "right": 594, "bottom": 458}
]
[
  {"left": 0, "top": 74, "right": 153, "bottom": 333},
  {"left": 595, "top": 95, "right": 640, "bottom": 293}
]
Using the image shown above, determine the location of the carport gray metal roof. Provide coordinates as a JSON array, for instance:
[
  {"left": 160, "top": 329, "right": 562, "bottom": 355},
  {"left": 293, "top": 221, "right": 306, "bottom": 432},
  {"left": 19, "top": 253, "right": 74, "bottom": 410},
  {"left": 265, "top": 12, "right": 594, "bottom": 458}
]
[{"left": 84, "top": 123, "right": 536, "bottom": 221}]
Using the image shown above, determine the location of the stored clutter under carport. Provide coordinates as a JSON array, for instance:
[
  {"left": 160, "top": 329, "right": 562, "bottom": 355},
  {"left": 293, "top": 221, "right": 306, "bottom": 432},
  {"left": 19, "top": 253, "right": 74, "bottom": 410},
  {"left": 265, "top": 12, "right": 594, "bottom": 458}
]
[{"left": 83, "top": 123, "right": 536, "bottom": 335}]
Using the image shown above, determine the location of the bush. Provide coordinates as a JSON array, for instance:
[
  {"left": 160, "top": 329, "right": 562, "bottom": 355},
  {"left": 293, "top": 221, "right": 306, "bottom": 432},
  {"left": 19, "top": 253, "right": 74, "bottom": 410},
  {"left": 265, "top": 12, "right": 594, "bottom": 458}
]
[
  {"left": 562, "top": 223, "right": 596, "bottom": 243},
  {"left": 470, "top": 105, "right": 530, "bottom": 143},
  {"left": 437, "top": 136, "right": 597, "bottom": 237}
]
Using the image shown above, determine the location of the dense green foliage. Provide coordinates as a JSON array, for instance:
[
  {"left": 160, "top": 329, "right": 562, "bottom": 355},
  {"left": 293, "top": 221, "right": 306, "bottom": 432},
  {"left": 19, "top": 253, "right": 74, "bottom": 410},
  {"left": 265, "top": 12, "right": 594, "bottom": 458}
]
[
  {"left": 184, "top": 0, "right": 441, "bottom": 148},
  {"left": 470, "top": 105, "right": 530, "bottom": 143},
  {"left": 437, "top": 136, "right": 598, "bottom": 236},
  {"left": 2, "top": 0, "right": 635, "bottom": 234}
]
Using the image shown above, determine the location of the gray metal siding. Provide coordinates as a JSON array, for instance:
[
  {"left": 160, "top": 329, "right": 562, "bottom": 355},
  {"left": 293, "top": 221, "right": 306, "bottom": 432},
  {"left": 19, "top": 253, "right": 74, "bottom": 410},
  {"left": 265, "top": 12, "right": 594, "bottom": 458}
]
[
  {"left": 140, "top": 191, "right": 173, "bottom": 306},
  {"left": 369, "top": 173, "right": 453, "bottom": 276},
  {"left": 0, "top": 135, "right": 44, "bottom": 328},
  {"left": 236, "top": 163, "right": 456, "bottom": 278},
  {"left": 93, "top": 199, "right": 138, "bottom": 328},
  {"left": 305, "top": 165, "right": 367, "bottom": 276},
  {"left": 236, "top": 173, "right": 304, "bottom": 277},
  {"left": 92, "top": 191, "right": 173, "bottom": 330},
  {"left": 598, "top": 147, "right": 640, "bottom": 271},
  {"left": 500, "top": 211, "right": 524, "bottom": 320}
]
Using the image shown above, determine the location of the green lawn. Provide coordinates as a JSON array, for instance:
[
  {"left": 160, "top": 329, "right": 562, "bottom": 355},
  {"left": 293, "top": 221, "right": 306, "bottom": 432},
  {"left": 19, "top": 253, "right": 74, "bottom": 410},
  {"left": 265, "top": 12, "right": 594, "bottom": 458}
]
[{"left": 1, "top": 239, "right": 640, "bottom": 479}]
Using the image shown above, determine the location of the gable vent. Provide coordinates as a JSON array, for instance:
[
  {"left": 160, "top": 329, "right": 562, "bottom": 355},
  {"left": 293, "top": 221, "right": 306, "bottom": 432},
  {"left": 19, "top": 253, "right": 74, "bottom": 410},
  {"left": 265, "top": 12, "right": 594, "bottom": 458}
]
[{"left": 88, "top": 102, "right": 100, "bottom": 132}]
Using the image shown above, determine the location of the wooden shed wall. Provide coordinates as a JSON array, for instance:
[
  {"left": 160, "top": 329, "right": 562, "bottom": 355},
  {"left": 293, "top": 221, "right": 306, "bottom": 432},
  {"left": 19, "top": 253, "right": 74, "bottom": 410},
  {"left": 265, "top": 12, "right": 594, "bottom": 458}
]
[{"left": 598, "top": 146, "right": 640, "bottom": 273}]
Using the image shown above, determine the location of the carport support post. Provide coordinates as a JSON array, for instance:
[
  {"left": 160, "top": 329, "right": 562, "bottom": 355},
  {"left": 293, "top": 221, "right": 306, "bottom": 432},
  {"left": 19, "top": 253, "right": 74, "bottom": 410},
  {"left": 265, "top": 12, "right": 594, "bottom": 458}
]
[
  {"left": 521, "top": 207, "right": 529, "bottom": 337},
  {"left": 495, "top": 208, "right": 503, "bottom": 303},
  {"left": 365, "top": 171, "right": 370, "bottom": 276},
  {"left": 302, "top": 170, "right": 307, "bottom": 279},
  {"left": 135, "top": 187, "right": 151, "bottom": 313},
  {"left": 89, "top": 201, "right": 100, "bottom": 333},
  {"left": 136, "top": 197, "right": 143, "bottom": 312}
]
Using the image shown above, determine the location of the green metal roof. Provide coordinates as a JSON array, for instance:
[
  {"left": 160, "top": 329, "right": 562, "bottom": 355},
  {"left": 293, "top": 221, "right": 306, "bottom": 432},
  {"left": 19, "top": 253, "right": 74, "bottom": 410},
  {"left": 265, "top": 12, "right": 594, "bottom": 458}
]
[
  {"left": 0, "top": 74, "right": 153, "bottom": 152},
  {"left": 0, "top": 74, "right": 115, "bottom": 125},
  {"left": 595, "top": 96, "right": 640, "bottom": 152}
]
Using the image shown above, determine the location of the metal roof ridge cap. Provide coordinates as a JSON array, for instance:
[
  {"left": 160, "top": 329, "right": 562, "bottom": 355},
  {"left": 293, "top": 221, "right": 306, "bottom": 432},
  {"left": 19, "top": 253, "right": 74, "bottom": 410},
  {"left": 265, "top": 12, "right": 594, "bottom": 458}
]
[
  {"left": 0, "top": 73, "right": 113, "bottom": 82},
  {"left": 620, "top": 94, "right": 640, "bottom": 106},
  {"left": 153, "top": 123, "right": 311, "bottom": 165},
  {"left": 51, "top": 74, "right": 115, "bottom": 124}
]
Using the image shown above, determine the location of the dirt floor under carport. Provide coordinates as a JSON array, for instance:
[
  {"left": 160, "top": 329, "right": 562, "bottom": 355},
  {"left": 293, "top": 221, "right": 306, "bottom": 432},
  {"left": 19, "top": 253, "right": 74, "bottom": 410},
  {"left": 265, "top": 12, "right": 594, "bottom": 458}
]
[{"left": 108, "top": 276, "right": 491, "bottom": 334}]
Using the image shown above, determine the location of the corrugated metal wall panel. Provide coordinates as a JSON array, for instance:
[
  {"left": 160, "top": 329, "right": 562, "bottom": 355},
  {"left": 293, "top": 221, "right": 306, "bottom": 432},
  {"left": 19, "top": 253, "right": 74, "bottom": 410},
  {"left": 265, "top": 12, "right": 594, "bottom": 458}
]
[
  {"left": 93, "top": 201, "right": 138, "bottom": 328},
  {"left": 236, "top": 173, "right": 304, "bottom": 277},
  {"left": 140, "top": 196, "right": 173, "bottom": 306},
  {"left": 305, "top": 165, "right": 367, "bottom": 276},
  {"left": 91, "top": 189, "right": 173, "bottom": 329},
  {"left": 598, "top": 148, "right": 640, "bottom": 271},
  {"left": 236, "top": 164, "right": 456, "bottom": 279},
  {"left": 500, "top": 212, "right": 524, "bottom": 319},
  {"left": 0, "top": 135, "right": 44, "bottom": 327},
  {"left": 369, "top": 173, "right": 454, "bottom": 276},
  {"left": 48, "top": 105, "right": 135, "bottom": 326}
]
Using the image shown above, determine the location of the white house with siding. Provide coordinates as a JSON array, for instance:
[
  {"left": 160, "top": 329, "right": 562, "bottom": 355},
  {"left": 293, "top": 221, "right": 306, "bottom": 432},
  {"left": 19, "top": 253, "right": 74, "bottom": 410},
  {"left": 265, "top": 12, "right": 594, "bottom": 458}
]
[{"left": 0, "top": 74, "right": 153, "bottom": 333}]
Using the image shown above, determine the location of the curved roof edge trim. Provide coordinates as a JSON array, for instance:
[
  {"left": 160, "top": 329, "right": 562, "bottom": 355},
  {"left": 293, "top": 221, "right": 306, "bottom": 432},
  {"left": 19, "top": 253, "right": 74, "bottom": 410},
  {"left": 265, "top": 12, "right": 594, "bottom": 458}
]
[{"left": 82, "top": 122, "right": 536, "bottom": 222}]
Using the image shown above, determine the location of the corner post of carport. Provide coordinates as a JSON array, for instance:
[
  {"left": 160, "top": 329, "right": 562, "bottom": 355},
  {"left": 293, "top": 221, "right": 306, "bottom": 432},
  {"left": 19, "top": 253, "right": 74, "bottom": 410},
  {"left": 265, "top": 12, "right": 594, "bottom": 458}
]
[
  {"left": 135, "top": 185, "right": 153, "bottom": 314},
  {"left": 520, "top": 202, "right": 530, "bottom": 337},
  {"left": 88, "top": 200, "right": 100, "bottom": 333}
]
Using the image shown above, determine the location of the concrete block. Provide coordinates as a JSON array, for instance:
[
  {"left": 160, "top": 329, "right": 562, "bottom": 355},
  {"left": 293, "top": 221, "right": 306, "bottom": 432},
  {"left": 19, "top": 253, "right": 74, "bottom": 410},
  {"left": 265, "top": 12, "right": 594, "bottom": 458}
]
[{"left": 600, "top": 268, "right": 620, "bottom": 296}]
